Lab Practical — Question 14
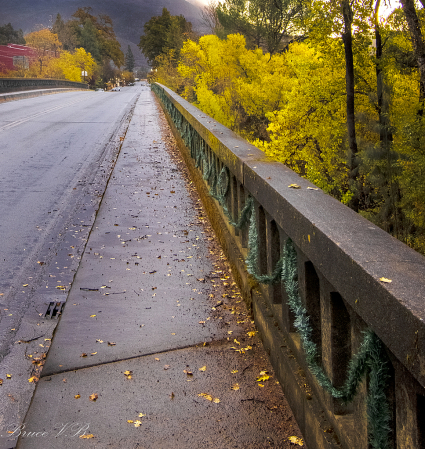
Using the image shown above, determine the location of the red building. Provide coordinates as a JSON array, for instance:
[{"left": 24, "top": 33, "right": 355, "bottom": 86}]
[{"left": 0, "top": 44, "right": 37, "bottom": 73}]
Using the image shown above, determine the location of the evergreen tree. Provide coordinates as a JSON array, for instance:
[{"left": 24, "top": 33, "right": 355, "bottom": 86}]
[
  {"left": 125, "top": 45, "right": 135, "bottom": 72},
  {"left": 0, "top": 23, "right": 25, "bottom": 45},
  {"left": 214, "top": 0, "right": 305, "bottom": 54},
  {"left": 52, "top": 14, "right": 78, "bottom": 51},
  {"left": 69, "top": 7, "right": 124, "bottom": 67},
  {"left": 80, "top": 18, "right": 102, "bottom": 63},
  {"left": 138, "top": 8, "right": 195, "bottom": 67}
]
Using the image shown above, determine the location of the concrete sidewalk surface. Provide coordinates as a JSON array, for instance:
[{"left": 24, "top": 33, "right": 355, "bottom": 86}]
[{"left": 7, "top": 90, "right": 304, "bottom": 448}]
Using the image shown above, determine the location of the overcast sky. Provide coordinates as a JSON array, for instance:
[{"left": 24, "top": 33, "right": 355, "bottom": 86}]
[
  {"left": 187, "top": 0, "right": 401, "bottom": 16},
  {"left": 186, "top": 0, "right": 209, "bottom": 7}
]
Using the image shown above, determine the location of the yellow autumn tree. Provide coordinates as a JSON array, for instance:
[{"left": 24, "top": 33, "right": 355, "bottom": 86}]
[
  {"left": 178, "top": 34, "right": 249, "bottom": 130},
  {"left": 25, "top": 29, "right": 62, "bottom": 75},
  {"left": 177, "top": 35, "right": 351, "bottom": 197},
  {"left": 165, "top": 23, "right": 425, "bottom": 252},
  {"left": 177, "top": 34, "right": 281, "bottom": 134},
  {"left": 44, "top": 47, "right": 97, "bottom": 81},
  {"left": 254, "top": 41, "right": 351, "bottom": 199},
  {"left": 149, "top": 50, "right": 186, "bottom": 94},
  {"left": 121, "top": 70, "right": 135, "bottom": 85}
]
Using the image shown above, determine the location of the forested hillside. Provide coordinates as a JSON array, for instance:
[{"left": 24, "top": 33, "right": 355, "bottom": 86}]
[{"left": 1, "top": 0, "right": 201, "bottom": 65}]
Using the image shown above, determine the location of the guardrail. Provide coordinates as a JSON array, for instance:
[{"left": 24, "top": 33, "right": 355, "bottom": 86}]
[
  {"left": 0, "top": 78, "right": 88, "bottom": 93},
  {"left": 152, "top": 82, "right": 425, "bottom": 449}
]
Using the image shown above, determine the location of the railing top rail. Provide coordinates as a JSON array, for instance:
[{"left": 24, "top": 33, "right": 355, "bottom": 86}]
[
  {"left": 0, "top": 78, "right": 88, "bottom": 91},
  {"left": 154, "top": 82, "right": 425, "bottom": 389}
]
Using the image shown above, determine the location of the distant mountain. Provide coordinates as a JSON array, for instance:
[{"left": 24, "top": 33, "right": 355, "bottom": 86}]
[{"left": 1, "top": 0, "right": 203, "bottom": 66}]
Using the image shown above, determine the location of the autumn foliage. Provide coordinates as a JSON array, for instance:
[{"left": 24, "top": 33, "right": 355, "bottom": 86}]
[
  {"left": 4, "top": 7, "right": 124, "bottom": 87},
  {"left": 152, "top": 0, "right": 425, "bottom": 254}
]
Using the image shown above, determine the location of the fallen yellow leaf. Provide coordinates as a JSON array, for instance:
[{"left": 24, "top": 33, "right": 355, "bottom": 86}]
[
  {"left": 288, "top": 183, "right": 301, "bottom": 189},
  {"left": 247, "top": 331, "right": 256, "bottom": 337},
  {"left": 28, "top": 376, "right": 38, "bottom": 383},
  {"left": 127, "top": 420, "right": 134, "bottom": 424},
  {"left": 90, "top": 315, "right": 96, "bottom": 318},
  {"left": 79, "top": 434, "right": 94, "bottom": 439},
  {"left": 75, "top": 394, "right": 81, "bottom": 399},
  {"left": 231, "top": 369, "right": 238, "bottom": 374},
  {"left": 89, "top": 393, "right": 98, "bottom": 401},
  {"left": 134, "top": 420, "right": 142, "bottom": 427},
  {"left": 199, "top": 366, "right": 207, "bottom": 372},
  {"left": 138, "top": 413, "right": 146, "bottom": 418},
  {"left": 6, "top": 374, "right": 11, "bottom": 379},
  {"left": 257, "top": 373, "right": 271, "bottom": 382},
  {"left": 198, "top": 393, "right": 220, "bottom": 403},
  {"left": 231, "top": 383, "right": 240, "bottom": 391},
  {"left": 288, "top": 436, "right": 304, "bottom": 446},
  {"left": 379, "top": 277, "right": 392, "bottom": 283}
]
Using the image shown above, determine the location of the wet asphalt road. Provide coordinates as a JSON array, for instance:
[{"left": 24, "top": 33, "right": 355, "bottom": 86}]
[{"left": 0, "top": 84, "right": 145, "bottom": 432}]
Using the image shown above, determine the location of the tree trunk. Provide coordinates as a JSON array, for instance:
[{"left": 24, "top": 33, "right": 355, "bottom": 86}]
[
  {"left": 375, "top": 0, "right": 392, "bottom": 146},
  {"left": 400, "top": 0, "right": 425, "bottom": 109},
  {"left": 375, "top": 0, "right": 400, "bottom": 238},
  {"left": 341, "top": 0, "right": 359, "bottom": 211}
]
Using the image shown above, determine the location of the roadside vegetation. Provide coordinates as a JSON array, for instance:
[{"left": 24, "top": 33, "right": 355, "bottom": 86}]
[
  {"left": 0, "top": 7, "right": 135, "bottom": 88},
  {"left": 141, "top": 1, "right": 425, "bottom": 255}
]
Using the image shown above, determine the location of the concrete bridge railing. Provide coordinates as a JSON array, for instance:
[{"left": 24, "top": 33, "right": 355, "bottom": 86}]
[
  {"left": 0, "top": 78, "right": 88, "bottom": 93},
  {"left": 152, "top": 82, "right": 425, "bottom": 449}
]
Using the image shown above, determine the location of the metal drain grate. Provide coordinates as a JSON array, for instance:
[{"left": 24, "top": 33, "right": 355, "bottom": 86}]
[{"left": 45, "top": 301, "right": 65, "bottom": 319}]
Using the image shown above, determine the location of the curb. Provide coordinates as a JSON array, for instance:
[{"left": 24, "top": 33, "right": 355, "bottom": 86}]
[{"left": 0, "top": 88, "right": 89, "bottom": 103}]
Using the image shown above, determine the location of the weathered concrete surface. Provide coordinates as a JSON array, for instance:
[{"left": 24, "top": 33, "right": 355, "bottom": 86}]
[
  {"left": 10, "top": 90, "right": 304, "bottom": 449},
  {"left": 17, "top": 343, "right": 298, "bottom": 449},
  {"left": 157, "top": 91, "right": 340, "bottom": 449}
]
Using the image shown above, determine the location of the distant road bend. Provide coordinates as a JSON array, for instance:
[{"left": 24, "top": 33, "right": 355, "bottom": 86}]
[{"left": 0, "top": 85, "right": 144, "bottom": 366}]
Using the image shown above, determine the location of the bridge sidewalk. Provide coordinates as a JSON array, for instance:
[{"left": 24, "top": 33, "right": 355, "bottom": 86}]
[{"left": 12, "top": 90, "right": 304, "bottom": 449}]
